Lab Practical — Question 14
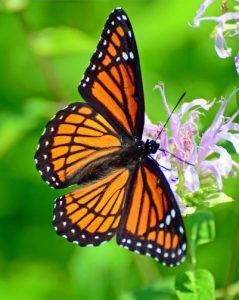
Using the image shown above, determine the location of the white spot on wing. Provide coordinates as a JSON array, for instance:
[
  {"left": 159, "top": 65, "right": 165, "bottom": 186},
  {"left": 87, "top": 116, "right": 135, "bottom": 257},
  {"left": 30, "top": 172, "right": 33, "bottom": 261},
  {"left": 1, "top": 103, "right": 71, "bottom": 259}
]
[
  {"left": 171, "top": 209, "right": 176, "bottom": 218},
  {"left": 179, "top": 226, "right": 184, "bottom": 234},
  {"left": 122, "top": 52, "right": 128, "bottom": 60},
  {"left": 166, "top": 215, "right": 171, "bottom": 226},
  {"left": 182, "top": 243, "right": 187, "bottom": 251}
]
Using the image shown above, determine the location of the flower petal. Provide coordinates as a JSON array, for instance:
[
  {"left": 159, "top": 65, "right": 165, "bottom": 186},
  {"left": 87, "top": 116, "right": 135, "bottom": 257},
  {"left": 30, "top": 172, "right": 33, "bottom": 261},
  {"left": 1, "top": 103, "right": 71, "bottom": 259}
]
[
  {"left": 198, "top": 161, "right": 223, "bottom": 190},
  {"left": 216, "top": 132, "right": 239, "bottom": 154},
  {"left": 184, "top": 165, "right": 200, "bottom": 192},
  {"left": 235, "top": 52, "right": 239, "bottom": 74},
  {"left": 214, "top": 22, "right": 232, "bottom": 58},
  {"left": 177, "top": 98, "right": 215, "bottom": 117},
  {"left": 212, "top": 145, "right": 232, "bottom": 176},
  {"left": 191, "top": 0, "right": 217, "bottom": 27}
]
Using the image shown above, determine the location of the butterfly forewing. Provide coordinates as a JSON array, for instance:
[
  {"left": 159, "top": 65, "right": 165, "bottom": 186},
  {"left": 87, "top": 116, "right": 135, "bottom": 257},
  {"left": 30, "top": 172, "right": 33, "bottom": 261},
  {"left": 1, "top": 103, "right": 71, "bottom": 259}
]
[
  {"left": 35, "top": 103, "right": 122, "bottom": 188},
  {"left": 78, "top": 8, "right": 144, "bottom": 139},
  {"left": 117, "top": 158, "right": 187, "bottom": 266}
]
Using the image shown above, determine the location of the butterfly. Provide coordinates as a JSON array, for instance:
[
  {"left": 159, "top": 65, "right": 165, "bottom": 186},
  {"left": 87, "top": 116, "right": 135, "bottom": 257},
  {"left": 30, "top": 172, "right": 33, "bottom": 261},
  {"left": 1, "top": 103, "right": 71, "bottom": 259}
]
[{"left": 35, "top": 7, "right": 187, "bottom": 267}]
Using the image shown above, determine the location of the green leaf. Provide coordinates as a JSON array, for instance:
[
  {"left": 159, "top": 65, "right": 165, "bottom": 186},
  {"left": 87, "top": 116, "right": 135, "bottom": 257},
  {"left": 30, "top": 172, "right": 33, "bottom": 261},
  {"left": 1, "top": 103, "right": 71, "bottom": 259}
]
[
  {"left": 206, "top": 192, "right": 234, "bottom": 207},
  {"left": 31, "top": 27, "right": 95, "bottom": 57},
  {"left": 175, "top": 269, "right": 215, "bottom": 300}
]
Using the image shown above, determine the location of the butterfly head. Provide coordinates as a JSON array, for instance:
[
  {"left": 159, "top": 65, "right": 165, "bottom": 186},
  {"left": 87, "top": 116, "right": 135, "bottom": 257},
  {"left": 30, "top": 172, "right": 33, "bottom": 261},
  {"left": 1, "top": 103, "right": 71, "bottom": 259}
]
[{"left": 137, "top": 139, "right": 159, "bottom": 155}]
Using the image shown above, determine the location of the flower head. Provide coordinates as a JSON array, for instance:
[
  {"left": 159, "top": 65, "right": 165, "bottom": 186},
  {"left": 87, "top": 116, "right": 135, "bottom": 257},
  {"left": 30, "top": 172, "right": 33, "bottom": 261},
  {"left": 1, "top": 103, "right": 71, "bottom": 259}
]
[{"left": 143, "top": 85, "right": 239, "bottom": 213}]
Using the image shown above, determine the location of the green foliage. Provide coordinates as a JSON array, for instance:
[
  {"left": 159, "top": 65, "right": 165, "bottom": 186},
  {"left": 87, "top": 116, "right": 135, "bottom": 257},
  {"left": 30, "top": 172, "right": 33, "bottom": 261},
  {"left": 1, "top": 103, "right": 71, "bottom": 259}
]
[
  {"left": 187, "top": 211, "right": 215, "bottom": 265},
  {"left": 121, "top": 278, "right": 176, "bottom": 300},
  {"left": 175, "top": 269, "right": 215, "bottom": 300},
  {"left": 31, "top": 27, "right": 95, "bottom": 57}
]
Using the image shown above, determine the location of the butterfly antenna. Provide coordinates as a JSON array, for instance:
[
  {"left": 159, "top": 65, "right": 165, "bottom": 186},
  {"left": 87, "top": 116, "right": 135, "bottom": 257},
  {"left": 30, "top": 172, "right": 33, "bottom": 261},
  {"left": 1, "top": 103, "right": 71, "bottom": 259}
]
[
  {"left": 156, "top": 92, "right": 186, "bottom": 140},
  {"left": 155, "top": 91, "right": 195, "bottom": 167}
]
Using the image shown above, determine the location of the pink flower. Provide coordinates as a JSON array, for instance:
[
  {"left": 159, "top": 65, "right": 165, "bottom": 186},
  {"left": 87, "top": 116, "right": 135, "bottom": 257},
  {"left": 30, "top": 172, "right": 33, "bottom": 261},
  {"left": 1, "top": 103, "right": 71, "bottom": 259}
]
[
  {"left": 143, "top": 85, "right": 239, "bottom": 210},
  {"left": 191, "top": 0, "right": 239, "bottom": 73}
]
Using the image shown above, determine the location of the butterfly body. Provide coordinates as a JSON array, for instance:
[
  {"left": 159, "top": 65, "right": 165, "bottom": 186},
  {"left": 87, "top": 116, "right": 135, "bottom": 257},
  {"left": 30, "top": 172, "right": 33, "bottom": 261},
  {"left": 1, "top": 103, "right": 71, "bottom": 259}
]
[{"left": 35, "top": 8, "right": 187, "bottom": 267}]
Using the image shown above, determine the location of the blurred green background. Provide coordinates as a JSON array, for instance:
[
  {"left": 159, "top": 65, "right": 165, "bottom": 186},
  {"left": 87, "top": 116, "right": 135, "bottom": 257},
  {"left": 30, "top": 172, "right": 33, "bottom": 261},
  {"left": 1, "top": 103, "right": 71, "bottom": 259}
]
[{"left": 0, "top": 0, "right": 239, "bottom": 299}]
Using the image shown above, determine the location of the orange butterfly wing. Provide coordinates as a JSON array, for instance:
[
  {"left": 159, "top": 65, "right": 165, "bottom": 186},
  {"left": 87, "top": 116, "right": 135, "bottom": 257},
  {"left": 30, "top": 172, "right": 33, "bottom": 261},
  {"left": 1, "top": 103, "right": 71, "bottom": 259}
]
[
  {"left": 53, "top": 168, "right": 130, "bottom": 245},
  {"left": 117, "top": 158, "right": 187, "bottom": 266},
  {"left": 78, "top": 8, "right": 144, "bottom": 139},
  {"left": 35, "top": 103, "right": 122, "bottom": 188}
]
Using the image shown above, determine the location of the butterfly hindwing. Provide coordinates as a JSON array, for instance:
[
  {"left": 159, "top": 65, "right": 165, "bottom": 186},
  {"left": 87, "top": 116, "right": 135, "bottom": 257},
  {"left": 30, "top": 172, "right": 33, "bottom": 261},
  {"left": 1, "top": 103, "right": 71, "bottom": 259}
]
[
  {"left": 53, "top": 168, "right": 130, "bottom": 246},
  {"left": 117, "top": 157, "right": 187, "bottom": 266},
  {"left": 79, "top": 8, "right": 145, "bottom": 139},
  {"left": 35, "top": 103, "right": 122, "bottom": 189}
]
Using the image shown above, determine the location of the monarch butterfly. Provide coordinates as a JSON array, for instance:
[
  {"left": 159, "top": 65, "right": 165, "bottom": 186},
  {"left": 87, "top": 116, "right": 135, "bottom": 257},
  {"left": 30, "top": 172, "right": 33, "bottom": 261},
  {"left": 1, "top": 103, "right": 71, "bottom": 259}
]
[{"left": 35, "top": 7, "right": 187, "bottom": 267}]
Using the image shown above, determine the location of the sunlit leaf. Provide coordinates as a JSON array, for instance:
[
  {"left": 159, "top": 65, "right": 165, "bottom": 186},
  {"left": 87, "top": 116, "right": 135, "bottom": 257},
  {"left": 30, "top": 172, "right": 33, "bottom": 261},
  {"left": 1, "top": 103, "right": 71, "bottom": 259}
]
[
  {"left": 31, "top": 27, "right": 95, "bottom": 57},
  {"left": 206, "top": 192, "right": 234, "bottom": 207},
  {"left": 175, "top": 269, "right": 215, "bottom": 300}
]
